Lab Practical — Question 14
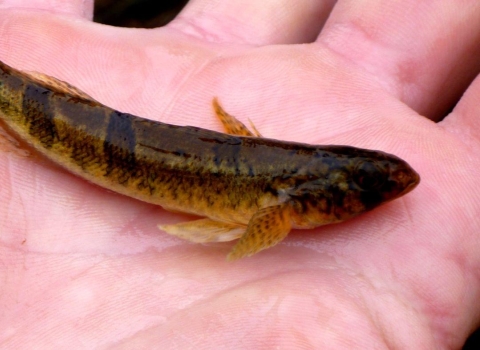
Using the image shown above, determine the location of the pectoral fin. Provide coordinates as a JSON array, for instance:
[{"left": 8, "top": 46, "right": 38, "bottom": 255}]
[
  {"left": 227, "top": 205, "right": 291, "bottom": 261},
  {"left": 159, "top": 218, "right": 245, "bottom": 243},
  {"left": 212, "top": 98, "right": 262, "bottom": 137}
]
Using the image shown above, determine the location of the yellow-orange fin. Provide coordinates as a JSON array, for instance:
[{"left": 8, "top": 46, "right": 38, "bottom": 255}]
[
  {"left": 26, "top": 71, "right": 98, "bottom": 102},
  {"left": 159, "top": 218, "right": 245, "bottom": 243},
  {"left": 247, "top": 118, "right": 263, "bottom": 137},
  {"left": 0, "top": 124, "right": 31, "bottom": 156},
  {"left": 227, "top": 205, "right": 291, "bottom": 261},
  {"left": 212, "top": 98, "right": 262, "bottom": 137}
]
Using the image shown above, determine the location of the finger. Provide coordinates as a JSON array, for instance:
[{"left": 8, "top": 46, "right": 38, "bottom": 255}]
[
  {"left": 169, "top": 0, "right": 336, "bottom": 45},
  {"left": 443, "top": 74, "right": 480, "bottom": 146},
  {"left": 319, "top": 0, "right": 480, "bottom": 119},
  {"left": 430, "top": 73, "right": 480, "bottom": 341},
  {"left": 0, "top": 0, "right": 93, "bottom": 19}
]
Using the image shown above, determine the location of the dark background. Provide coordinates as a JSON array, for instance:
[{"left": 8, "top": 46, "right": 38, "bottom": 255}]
[
  {"left": 93, "top": 1, "right": 480, "bottom": 348},
  {"left": 94, "top": 0, "right": 188, "bottom": 28}
]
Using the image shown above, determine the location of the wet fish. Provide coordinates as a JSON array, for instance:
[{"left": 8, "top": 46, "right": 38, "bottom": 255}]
[{"left": 0, "top": 60, "right": 420, "bottom": 260}]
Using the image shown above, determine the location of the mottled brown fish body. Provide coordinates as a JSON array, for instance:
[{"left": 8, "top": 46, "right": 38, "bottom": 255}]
[
  {"left": 0, "top": 61, "right": 270, "bottom": 223},
  {"left": 0, "top": 60, "right": 420, "bottom": 259}
]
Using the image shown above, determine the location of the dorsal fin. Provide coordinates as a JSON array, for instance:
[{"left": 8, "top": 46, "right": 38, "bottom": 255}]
[
  {"left": 25, "top": 71, "right": 98, "bottom": 102},
  {"left": 212, "top": 98, "right": 262, "bottom": 137}
]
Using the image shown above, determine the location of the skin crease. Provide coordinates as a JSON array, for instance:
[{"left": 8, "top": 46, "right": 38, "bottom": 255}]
[{"left": 0, "top": 0, "right": 480, "bottom": 348}]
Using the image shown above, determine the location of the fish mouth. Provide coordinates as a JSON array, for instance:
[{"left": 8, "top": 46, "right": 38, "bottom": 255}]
[
  {"left": 401, "top": 177, "right": 420, "bottom": 198},
  {"left": 394, "top": 166, "right": 421, "bottom": 197}
]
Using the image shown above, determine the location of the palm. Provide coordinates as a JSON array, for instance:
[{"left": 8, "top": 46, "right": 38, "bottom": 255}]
[{"left": 1, "top": 2, "right": 480, "bottom": 348}]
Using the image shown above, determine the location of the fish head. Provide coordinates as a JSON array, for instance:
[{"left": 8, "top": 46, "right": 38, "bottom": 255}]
[{"left": 285, "top": 146, "right": 420, "bottom": 227}]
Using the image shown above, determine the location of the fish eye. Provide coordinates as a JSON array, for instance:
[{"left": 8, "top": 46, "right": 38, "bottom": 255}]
[{"left": 353, "top": 161, "right": 387, "bottom": 190}]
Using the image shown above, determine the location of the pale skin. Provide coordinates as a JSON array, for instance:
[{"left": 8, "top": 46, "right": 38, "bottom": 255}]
[{"left": 0, "top": 0, "right": 480, "bottom": 348}]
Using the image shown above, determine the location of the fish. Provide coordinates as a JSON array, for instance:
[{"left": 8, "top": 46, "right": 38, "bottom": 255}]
[{"left": 0, "top": 60, "right": 420, "bottom": 260}]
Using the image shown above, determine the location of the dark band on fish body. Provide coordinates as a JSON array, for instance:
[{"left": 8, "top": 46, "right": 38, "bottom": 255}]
[
  {"left": 23, "top": 84, "right": 57, "bottom": 148},
  {"left": 1, "top": 66, "right": 23, "bottom": 93},
  {"left": 104, "top": 110, "right": 137, "bottom": 181}
]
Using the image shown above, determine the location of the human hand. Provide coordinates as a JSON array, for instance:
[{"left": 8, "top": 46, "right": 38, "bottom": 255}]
[{"left": 1, "top": 1, "right": 480, "bottom": 348}]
